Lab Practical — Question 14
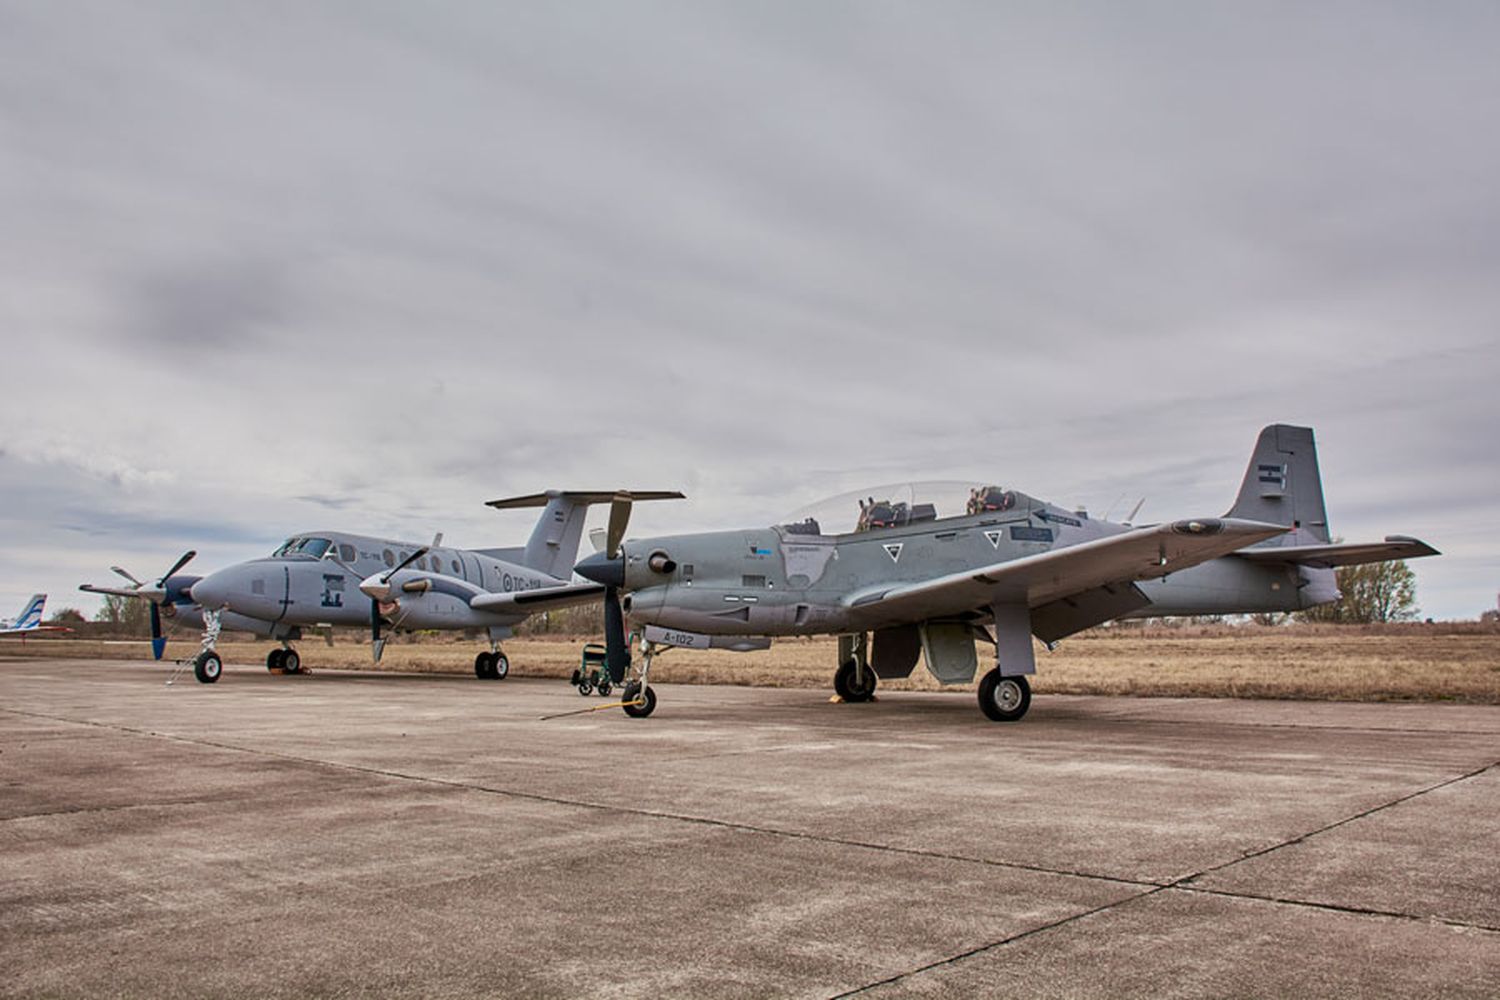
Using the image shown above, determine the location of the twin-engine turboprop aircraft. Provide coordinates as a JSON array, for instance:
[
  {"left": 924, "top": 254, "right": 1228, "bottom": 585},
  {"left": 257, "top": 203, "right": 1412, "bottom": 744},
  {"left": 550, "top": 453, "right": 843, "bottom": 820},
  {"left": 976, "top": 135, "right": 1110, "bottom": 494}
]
[
  {"left": 575, "top": 425, "right": 1438, "bottom": 721},
  {"left": 83, "top": 491, "right": 681, "bottom": 683}
]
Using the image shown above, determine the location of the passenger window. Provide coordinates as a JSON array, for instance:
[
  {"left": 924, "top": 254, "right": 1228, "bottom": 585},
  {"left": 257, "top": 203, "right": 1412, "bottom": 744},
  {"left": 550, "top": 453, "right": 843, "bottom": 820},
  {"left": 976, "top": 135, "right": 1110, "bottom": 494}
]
[
  {"left": 382, "top": 549, "right": 395, "bottom": 567},
  {"left": 340, "top": 544, "right": 356, "bottom": 563},
  {"left": 451, "top": 559, "right": 461, "bottom": 574}
]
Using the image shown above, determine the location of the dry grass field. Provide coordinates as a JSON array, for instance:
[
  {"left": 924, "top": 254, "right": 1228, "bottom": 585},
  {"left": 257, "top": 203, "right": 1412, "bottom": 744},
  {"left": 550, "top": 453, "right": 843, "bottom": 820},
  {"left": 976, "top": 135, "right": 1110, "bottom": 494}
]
[{"left": 7, "top": 624, "right": 1499, "bottom": 703}]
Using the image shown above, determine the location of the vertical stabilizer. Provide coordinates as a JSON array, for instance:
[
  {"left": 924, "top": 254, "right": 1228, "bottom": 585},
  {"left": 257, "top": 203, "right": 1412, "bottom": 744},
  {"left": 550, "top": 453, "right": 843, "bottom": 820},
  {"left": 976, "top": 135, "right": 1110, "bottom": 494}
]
[
  {"left": 1227, "top": 425, "right": 1330, "bottom": 543},
  {"left": 520, "top": 494, "right": 592, "bottom": 579}
]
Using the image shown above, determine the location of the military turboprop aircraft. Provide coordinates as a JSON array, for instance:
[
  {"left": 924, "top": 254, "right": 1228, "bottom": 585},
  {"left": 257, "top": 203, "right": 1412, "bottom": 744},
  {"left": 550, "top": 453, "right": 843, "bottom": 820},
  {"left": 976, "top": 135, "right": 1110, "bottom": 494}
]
[
  {"left": 140, "top": 490, "right": 683, "bottom": 684},
  {"left": 0, "top": 594, "right": 71, "bottom": 636},
  {"left": 575, "top": 425, "right": 1437, "bottom": 722}
]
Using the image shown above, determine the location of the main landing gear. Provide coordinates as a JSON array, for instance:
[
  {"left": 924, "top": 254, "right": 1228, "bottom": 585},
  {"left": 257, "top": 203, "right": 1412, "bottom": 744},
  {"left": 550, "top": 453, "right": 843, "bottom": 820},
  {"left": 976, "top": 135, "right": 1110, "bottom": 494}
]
[
  {"left": 267, "top": 645, "right": 304, "bottom": 674},
  {"left": 832, "top": 632, "right": 877, "bottom": 703},
  {"left": 474, "top": 647, "right": 510, "bottom": 680},
  {"left": 977, "top": 669, "right": 1030, "bottom": 722}
]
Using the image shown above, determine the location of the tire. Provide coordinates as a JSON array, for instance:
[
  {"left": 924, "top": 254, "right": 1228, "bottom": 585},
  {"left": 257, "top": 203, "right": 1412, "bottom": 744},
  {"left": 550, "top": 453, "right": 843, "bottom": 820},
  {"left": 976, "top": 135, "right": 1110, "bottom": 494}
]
[
  {"left": 266, "top": 649, "right": 283, "bottom": 672},
  {"left": 492, "top": 653, "right": 509, "bottom": 680},
  {"left": 833, "top": 659, "right": 877, "bottom": 702},
  {"left": 282, "top": 649, "right": 300, "bottom": 674},
  {"left": 597, "top": 679, "right": 611, "bottom": 697},
  {"left": 194, "top": 652, "right": 222, "bottom": 684},
  {"left": 622, "top": 682, "right": 657, "bottom": 718},
  {"left": 475, "top": 652, "right": 494, "bottom": 679},
  {"left": 977, "top": 670, "right": 1030, "bottom": 722},
  {"left": 578, "top": 681, "right": 593, "bottom": 696}
]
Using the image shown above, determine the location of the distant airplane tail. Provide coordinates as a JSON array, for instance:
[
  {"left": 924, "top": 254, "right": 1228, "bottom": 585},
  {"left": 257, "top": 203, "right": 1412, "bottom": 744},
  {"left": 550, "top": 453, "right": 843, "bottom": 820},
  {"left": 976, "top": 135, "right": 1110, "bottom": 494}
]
[
  {"left": 1226, "top": 425, "right": 1330, "bottom": 544},
  {"left": 14, "top": 594, "right": 46, "bottom": 630},
  {"left": 486, "top": 490, "right": 684, "bottom": 580}
]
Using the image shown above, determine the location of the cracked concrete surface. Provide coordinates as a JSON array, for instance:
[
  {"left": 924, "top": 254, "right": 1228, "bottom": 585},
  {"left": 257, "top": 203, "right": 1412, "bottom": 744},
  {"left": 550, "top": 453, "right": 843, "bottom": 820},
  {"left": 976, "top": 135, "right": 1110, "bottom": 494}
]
[{"left": 2, "top": 658, "right": 1497, "bottom": 998}]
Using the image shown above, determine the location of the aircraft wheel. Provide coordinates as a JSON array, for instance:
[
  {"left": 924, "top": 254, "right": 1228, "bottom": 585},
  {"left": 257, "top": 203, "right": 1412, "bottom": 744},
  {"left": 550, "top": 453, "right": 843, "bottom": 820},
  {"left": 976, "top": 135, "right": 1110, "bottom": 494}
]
[
  {"left": 492, "top": 653, "right": 509, "bottom": 680},
  {"left": 475, "top": 652, "right": 494, "bottom": 679},
  {"left": 194, "top": 652, "right": 222, "bottom": 684},
  {"left": 977, "top": 670, "right": 1030, "bottom": 722},
  {"left": 833, "top": 659, "right": 877, "bottom": 702},
  {"left": 622, "top": 682, "right": 656, "bottom": 718},
  {"left": 266, "top": 649, "right": 284, "bottom": 672},
  {"left": 282, "top": 649, "right": 301, "bottom": 674}
]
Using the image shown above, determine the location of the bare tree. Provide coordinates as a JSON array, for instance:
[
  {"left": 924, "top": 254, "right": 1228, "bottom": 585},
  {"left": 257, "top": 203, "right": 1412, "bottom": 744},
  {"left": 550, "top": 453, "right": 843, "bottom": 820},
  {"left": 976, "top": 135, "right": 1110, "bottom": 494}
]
[{"left": 94, "top": 595, "right": 151, "bottom": 634}]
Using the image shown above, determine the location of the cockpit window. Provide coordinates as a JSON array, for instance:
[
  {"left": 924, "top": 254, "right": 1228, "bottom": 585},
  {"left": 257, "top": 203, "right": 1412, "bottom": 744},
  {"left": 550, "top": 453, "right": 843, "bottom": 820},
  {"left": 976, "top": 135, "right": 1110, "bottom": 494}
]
[
  {"left": 856, "top": 498, "right": 937, "bottom": 532},
  {"left": 274, "top": 537, "right": 300, "bottom": 557},
  {"left": 296, "top": 538, "right": 332, "bottom": 559}
]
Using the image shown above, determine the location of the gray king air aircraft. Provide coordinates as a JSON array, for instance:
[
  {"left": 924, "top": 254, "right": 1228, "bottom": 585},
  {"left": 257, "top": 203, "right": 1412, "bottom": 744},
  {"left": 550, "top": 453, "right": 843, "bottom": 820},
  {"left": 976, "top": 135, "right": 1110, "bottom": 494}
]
[
  {"left": 576, "top": 425, "right": 1437, "bottom": 722},
  {"left": 84, "top": 491, "right": 681, "bottom": 684}
]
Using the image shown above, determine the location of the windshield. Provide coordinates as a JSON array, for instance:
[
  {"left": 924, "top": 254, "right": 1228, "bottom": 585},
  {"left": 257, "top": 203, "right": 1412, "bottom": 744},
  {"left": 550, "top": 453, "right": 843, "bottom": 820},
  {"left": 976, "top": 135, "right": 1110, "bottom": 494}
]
[
  {"left": 777, "top": 481, "right": 1046, "bottom": 536},
  {"left": 273, "top": 537, "right": 332, "bottom": 559}
]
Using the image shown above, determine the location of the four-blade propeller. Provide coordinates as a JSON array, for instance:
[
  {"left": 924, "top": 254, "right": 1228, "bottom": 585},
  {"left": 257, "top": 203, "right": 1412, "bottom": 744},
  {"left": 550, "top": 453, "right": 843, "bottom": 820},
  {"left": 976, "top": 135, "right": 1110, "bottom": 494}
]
[{"left": 80, "top": 550, "right": 198, "bottom": 660}]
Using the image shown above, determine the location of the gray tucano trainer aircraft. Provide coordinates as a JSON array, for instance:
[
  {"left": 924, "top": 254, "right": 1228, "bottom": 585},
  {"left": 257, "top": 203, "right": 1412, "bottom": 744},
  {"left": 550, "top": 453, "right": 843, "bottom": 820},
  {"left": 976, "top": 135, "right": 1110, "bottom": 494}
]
[
  {"left": 575, "top": 425, "right": 1437, "bottom": 722},
  {"left": 91, "top": 490, "right": 680, "bottom": 684}
]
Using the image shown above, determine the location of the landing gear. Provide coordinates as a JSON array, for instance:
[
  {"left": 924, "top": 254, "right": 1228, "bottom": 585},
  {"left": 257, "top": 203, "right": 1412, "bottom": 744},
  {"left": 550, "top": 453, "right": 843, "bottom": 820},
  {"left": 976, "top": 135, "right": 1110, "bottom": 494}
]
[
  {"left": 977, "top": 669, "right": 1030, "bottom": 722},
  {"left": 474, "top": 650, "right": 510, "bottom": 680},
  {"left": 834, "top": 658, "right": 878, "bottom": 702},
  {"left": 621, "top": 639, "right": 659, "bottom": 718},
  {"left": 194, "top": 608, "right": 223, "bottom": 684},
  {"left": 193, "top": 651, "right": 222, "bottom": 684},
  {"left": 267, "top": 649, "right": 282, "bottom": 671},
  {"left": 267, "top": 647, "right": 302, "bottom": 673},
  {"left": 833, "top": 633, "right": 877, "bottom": 703},
  {"left": 622, "top": 681, "right": 656, "bottom": 718}
]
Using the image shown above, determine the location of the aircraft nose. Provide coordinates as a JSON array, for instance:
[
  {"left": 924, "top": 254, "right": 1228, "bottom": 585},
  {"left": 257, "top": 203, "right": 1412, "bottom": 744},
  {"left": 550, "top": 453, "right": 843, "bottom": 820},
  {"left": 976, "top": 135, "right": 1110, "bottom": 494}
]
[
  {"left": 189, "top": 571, "right": 229, "bottom": 609},
  {"left": 574, "top": 551, "right": 625, "bottom": 587}
]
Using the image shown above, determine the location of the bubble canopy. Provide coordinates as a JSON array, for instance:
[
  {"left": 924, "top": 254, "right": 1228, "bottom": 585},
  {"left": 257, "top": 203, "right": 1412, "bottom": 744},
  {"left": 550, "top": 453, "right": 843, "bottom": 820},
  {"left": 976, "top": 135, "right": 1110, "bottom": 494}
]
[{"left": 776, "top": 481, "right": 1052, "bottom": 537}]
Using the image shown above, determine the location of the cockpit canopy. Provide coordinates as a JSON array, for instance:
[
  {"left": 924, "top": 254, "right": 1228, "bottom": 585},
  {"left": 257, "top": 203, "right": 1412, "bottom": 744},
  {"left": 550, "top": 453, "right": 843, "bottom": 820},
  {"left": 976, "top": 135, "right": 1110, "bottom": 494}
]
[
  {"left": 776, "top": 481, "right": 1053, "bottom": 537},
  {"left": 273, "top": 536, "right": 334, "bottom": 559}
]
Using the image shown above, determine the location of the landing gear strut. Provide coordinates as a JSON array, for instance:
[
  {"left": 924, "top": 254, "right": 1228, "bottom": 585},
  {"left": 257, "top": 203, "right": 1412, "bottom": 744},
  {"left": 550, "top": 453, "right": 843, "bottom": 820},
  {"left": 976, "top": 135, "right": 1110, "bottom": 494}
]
[
  {"left": 474, "top": 646, "right": 510, "bottom": 680},
  {"left": 833, "top": 632, "right": 877, "bottom": 702}
]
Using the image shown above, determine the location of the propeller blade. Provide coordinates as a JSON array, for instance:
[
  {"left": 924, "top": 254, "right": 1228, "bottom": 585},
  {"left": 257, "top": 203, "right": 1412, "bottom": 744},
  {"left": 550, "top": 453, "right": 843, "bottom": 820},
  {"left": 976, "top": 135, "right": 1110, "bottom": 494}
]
[
  {"left": 380, "top": 546, "right": 430, "bottom": 585},
  {"left": 370, "top": 596, "right": 385, "bottom": 663},
  {"left": 149, "top": 603, "right": 165, "bottom": 661},
  {"left": 111, "top": 566, "right": 143, "bottom": 586},
  {"left": 157, "top": 550, "right": 197, "bottom": 585},
  {"left": 603, "top": 586, "right": 629, "bottom": 684},
  {"left": 605, "top": 493, "right": 632, "bottom": 559}
]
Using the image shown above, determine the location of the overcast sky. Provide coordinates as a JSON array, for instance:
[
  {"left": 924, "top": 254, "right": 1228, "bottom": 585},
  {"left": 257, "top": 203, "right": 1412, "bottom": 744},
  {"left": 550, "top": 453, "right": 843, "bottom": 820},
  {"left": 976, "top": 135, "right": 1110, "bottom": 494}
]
[{"left": 2, "top": 2, "right": 1496, "bottom": 621}]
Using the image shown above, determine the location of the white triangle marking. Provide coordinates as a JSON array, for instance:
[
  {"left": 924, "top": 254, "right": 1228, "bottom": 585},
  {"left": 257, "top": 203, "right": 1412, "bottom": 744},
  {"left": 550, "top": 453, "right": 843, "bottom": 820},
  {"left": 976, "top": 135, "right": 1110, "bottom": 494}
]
[
  {"left": 883, "top": 543, "right": 903, "bottom": 563},
  {"left": 985, "top": 530, "right": 1002, "bottom": 549}
]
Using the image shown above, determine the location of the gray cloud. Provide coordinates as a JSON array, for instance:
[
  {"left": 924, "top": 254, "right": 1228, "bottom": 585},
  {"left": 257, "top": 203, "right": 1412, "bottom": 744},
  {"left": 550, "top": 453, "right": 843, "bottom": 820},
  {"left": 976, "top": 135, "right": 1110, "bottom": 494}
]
[{"left": 0, "top": 2, "right": 1496, "bottom": 620}]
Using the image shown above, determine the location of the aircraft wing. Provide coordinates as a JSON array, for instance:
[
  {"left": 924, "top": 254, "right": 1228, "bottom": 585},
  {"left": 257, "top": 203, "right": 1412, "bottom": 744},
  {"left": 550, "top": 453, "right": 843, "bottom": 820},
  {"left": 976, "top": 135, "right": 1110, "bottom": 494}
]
[
  {"left": 470, "top": 582, "right": 606, "bottom": 615},
  {"left": 1234, "top": 535, "right": 1439, "bottom": 568},
  {"left": 844, "top": 518, "right": 1288, "bottom": 623}
]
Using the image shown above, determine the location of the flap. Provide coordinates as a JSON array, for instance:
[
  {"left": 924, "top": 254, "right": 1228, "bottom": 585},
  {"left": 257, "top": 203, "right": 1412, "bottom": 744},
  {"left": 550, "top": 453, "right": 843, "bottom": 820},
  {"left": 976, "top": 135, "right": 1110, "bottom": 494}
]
[{"left": 1234, "top": 535, "right": 1439, "bottom": 568}]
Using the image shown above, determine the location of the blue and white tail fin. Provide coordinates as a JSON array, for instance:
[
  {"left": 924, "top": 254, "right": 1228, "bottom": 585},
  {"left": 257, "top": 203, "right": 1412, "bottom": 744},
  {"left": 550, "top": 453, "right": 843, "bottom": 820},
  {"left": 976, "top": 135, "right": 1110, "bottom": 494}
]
[
  {"left": 14, "top": 594, "right": 46, "bottom": 631},
  {"left": 1226, "top": 425, "right": 1330, "bottom": 544}
]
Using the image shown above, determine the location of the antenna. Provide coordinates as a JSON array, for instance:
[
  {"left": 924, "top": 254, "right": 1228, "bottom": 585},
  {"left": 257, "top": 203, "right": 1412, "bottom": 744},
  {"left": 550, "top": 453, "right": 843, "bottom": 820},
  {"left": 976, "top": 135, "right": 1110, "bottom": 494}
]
[{"left": 1124, "top": 498, "right": 1146, "bottom": 526}]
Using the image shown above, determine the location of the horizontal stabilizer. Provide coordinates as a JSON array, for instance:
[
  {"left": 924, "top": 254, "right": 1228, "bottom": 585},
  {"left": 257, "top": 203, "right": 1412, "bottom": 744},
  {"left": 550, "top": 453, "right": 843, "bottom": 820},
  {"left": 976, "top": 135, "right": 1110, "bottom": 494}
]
[
  {"left": 485, "top": 490, "right": 684, "bottom": 509},
  {"left": 1234, "top": 535, "right": 1439, "bottom": 568}
]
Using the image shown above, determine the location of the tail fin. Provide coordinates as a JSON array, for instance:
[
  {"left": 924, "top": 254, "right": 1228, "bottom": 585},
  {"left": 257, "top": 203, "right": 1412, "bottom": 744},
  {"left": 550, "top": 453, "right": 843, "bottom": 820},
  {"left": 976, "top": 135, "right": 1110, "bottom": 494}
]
[
  {"left": 1226, "top": 425, "right": 1330, "bottom": 543},
  {"left": 16, "top": 594, "right": 46, "bottom": 630},
  {"left": 486, "top": 490, "right": 684, "bottom": 579}
]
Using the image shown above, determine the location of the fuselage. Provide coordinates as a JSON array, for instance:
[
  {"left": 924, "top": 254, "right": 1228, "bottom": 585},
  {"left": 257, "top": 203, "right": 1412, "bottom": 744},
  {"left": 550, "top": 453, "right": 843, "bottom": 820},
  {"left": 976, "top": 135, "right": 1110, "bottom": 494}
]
[
  {"left": 189, "top": 530, "right": 566, "bottom": 632},
  {"left": 614, "top": 493, "right": 1334, "bottom": 638}
]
